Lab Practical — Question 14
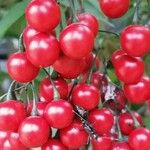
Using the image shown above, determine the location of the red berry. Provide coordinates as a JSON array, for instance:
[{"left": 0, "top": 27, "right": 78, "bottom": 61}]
[
  {"left": 7, "top": 52, "right": 39, "bottom": 83},
  {"left": 72, "top": 83, "right": 100, "bottom": 110},
  {"left": 42, "top": 139, "right": 67, "bottom": 150},
  {"left": 60, "top": 120, "right": 88, "bottom": 149},
  {"left": 0, "top": 100, "right": 26, "bottom": 131},
  {"left": 111, "top": 141, "right": 131, "bottom": 150},
  {"left": 78, "top": 13, "right": 99, "bottom": 37},
  {"left": 40, "top": 77, "right": 68, "bottom": 102},
  {"left": 60, "top": 23, "right": 94, "bottom": 59},
  {"left": 129, "top": 128, "right": 150, "bottom": 150},
  {"left": 119, "top": 112, "right": 144, "bottom": 135},
  {"left": 44, "top": 100, "right": 74, "bottom": 129},
  {"left": 114, "top": 55, "right": 144, "bottom": 84},
  {"left": 53, "top": 54, "right": 86, "bottom": 79},
  {"left": 92, "top": 136, "right": 112, "bottom": 150},
  {"left": 88, "top": 108, "right": 114, "bottom": 135},
  {"left": 19, "top": 116, "right": 50, "bottom": 148},
  {"left": 124, "top": 76, "right": 150, "bottom": 104},
  {"left": 26, "top": 33, "right": 60, "bottom": 67},
  {"left": 23, "top": 26, "right": 39, "bottom": 46},
  {"left": 99, "top": 0, "right": 130, "bottom": 18},
  {"left": 121, "top": 25, "right": 150, "bottom": 57},
  {"left": 25, "top": 0, "right": 61, "bottom": 32}
]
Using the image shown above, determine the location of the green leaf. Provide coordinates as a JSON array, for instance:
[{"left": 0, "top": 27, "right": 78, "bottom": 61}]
[
  {"left": 0, "top": 0, "right": 30, "bottom": 37},
  {"left": 144, "top": 116, "right": 150, "bottom": 129}
]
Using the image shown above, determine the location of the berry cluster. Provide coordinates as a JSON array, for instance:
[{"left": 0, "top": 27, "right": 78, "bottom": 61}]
[{"left": 0, "top": 0, "right": 150, "bottom": 150}]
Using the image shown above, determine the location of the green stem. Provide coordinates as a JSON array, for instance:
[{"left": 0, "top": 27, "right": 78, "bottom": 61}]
[
  {"left": 78, "top": 0, "right": 84, "bottom": 13},
  {"left": 133, "top": 0, "right": 141, "bottom": 24},
  {"left": 43, "top": 68, "right": 60, "bottom": 100},
  {"left": 30, "top": 81, "right": 38, "bottom": 116},
  {"left": 18, "top": 32, "right": 25, "bottom": 52},
  {"left": 6, "top": 81, "right": 17, "bottom": 100},
  {"left": 98, "top": 30, "right": 119, "bottom": 37},
  {"left": 86, "top": 50, "right": 100, "bottom": 84},
  {"left": 116, "top": 116, "right": 123, "bottom": 141},
  {"left": 126, "top": 105, "right": 140, "bottom": 128},
  {"left": 68, "top": 0, "right": 78, "bottom": 22}
]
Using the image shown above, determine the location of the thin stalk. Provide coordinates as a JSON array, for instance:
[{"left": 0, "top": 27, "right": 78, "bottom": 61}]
[
  {"left": 30, "top": 81, "right": 38, "bottom": 116},
  {"left": 78, "top": 0, "right": 84, "bottom": 13},
  {"left": 18, "top": 32, "right": 25, "bottom": 52},
  {"left": 68, "top": 0, "right": 78, "bottom": 22},
  {"left": 116, "top": 116, "right": 123, "bottom": 141},
  {"left": 133, "top": 0, "right": 141, "bottom": 24},
  {"left": 99, "top": 30, "right": 119, "bottom": 37},
  {"left": 126, "top": 105, "right": 140, "bottom": 128},
  {"left": 86, "top": 50, "right": 100, "bottom": 84},
  {"left": 43, "top": 68, "right": 60, "bottom": 100},
  {"left": 6, "top": 81, "right": 17, "bottom": 100}
]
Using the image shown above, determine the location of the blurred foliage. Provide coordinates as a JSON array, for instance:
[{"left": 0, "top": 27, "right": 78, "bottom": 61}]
[{"left": 0, "top": 0, "right": 150, "bottom": 127}]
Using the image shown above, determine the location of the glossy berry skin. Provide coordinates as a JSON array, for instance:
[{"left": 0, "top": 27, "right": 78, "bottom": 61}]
[
  {"left": 60, "top": 120, "right": 88, "bottom": 149},
  {"left": 72, "top": 83, "right": 100, "bottom": 110},
  {"left": 27, "top": 102, "right": 48, "bottom": 117},
  {"left": 7, "top": 52, "right": 39, "bottom": 83},
  {"left": 44, "top": 100, "right": 74, "bottom": 129},
  {"left": 78, "top": 13, "right": 99, "bottom": 37},
  {"left": 92, "top": 136, "right": 112, "bottom": 150},
  {"left": 19, "top": 116, "right": 50, "bottom": 148},
  {"left": 119, "top": 112, "right": 143, "bottom": 135},
  {"left": 111, "top": 142, "right": 131, "bottom": 150},
  {"left": 121, "top": 25, "right": 150, "bottom": 57},
  {"left": 53, "top": 54, "right": 86, "bottom": 79},
  {"left": 88, "top": 108, "right": 114, "bottom": 135},
  {"left": 0, "top": 100, "right": 26, "bottom": 131},
  {"left": 124, "top": 76, "right": 150, "bottom": 104},
  {"left": 0, "top": 131, "right": 27, "bottom": 150},
  {"left": 42, "top": 139, "right": 67, "bottom": 150},
  {"left": 99, "top": 0, "right": 130, "bottom": 18},
  {"left": 113, "top": 55, "right": 144, "bottom": 84},
  {"left": 129, "top": 128, "right": 150, "bottom": 150},
  {"left": 26, "top": 33, "right": 60, "bottom": 67},
  {"left": 25, "top": 0, "right": 61, "bottom": 32},
  {"left": 40, "top": 77, "right": 68, "bottom": 102},
  {"left": 60, "top": 23, "right": 94, "bottom": 59},
  {"left": 23, "top": 26, "right": 39, "bottom": 46}
]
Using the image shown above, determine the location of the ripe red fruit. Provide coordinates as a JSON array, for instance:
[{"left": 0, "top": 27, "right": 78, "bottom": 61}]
[
  {"left": 60, "top": 23, "right": 94, "bottom": 59},
  {"left": 0, "top": 131, "right": 27, "bottom": 150},
  {"left": 72, "top": 83, "right": 100, "bottom": 110},
  {"left": 27, "top": 102, "right": 48, "bottom": 117},
  {"left": 23, "top": 26, "right": 39, "bottom": 46},
  {"left": 78, "top": 13, "right": 99, "bottom": 37},
  {"left": 25, "top": 0, "right": 61, "bottom": 32},
  {"left": 44, "top": 100, "right": 74, "bottom": 129},
  {"left": 121, "top": 25, "right": 150, "bottom": 57},
  {"left": 40, "top": 77, "right": 68, "bottom": 102},
  {"left": 129, "top": 128, "right": 150, "bottom": 150},
  {"left": 0, "top": 100, "right": 26, "bottom": 131},
  {"left": 53, "top": 54, "right": 86, "bottom": 79},
  {"left": 26, "top": 33, "right": 60, "bottom": 67},
  {"left": 88, "top": 108, "right": 114, "bottom": 135},
  {"left": 7, "top": 52, "right": 39, "bottom": 83},
  {"left": 124, "top": 76, "right": 150, "bottom": 104},
  {"left": 119, "top": 112, "right": 144, "bottom": 135},
  {"left": 42, "top": 139, "right": 67, "bottom": 150},
  {"left": 114, "top": 55, "right": 144, "bottom": 84},
  {"left": 92, "top": 136, "right": 112, "bottom": 150},
  {"left": 60, "top": 120, "right": 88, "bottom": 149},
  {"left": 19, "top": 116, "right": 50, "bottom": 148},
  {"left": 111, "top": 141, "right": 131, "bottom": 150},
  {"left": 111, "top": 49, "right": 126, "bottom": 66},
  {"left": 99, "top": 0, "right": 130, "bottom": 18}
]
